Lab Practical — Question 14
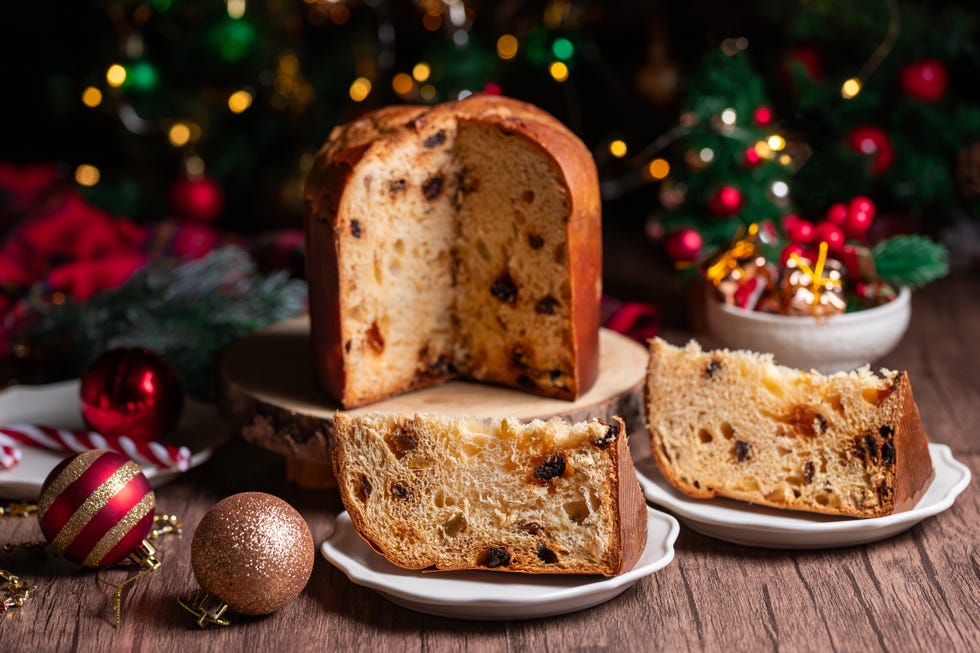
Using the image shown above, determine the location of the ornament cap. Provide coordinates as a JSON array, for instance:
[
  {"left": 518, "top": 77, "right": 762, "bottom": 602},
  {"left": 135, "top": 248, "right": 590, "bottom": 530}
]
[
  {"left": 128, "top": 539, "right": 161, "bottom": 571},
  {"left": 178, "top": 590, "right": 232, "bottom": 628}
]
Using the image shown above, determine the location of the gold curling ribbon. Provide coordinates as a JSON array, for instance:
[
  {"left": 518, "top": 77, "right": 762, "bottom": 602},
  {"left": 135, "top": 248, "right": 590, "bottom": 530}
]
[{"left": 703, "top": 223, "right": 760, "bottom": 287}]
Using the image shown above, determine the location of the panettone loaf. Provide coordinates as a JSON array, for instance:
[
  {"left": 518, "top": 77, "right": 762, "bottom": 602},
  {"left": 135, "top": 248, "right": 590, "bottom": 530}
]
[
  {"left": 332, "top": 413, "right": 647, "bottom": 576},
  {"left": 304, "top": 95, "right": 601, "bottom": 409},
  {"left": 645, "top": 338, "right": 934, "bottom": 518}
]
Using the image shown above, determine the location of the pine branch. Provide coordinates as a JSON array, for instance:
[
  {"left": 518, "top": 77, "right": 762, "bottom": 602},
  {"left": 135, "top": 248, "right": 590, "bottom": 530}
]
[{"left": 872, "top": 235, "right": 950, "bottom": 288}]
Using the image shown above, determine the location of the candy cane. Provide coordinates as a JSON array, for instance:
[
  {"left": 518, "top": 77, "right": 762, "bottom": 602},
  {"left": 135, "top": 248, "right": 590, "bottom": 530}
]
[{"left": 0, "top": 424, "right": 191, "bottom": 471}]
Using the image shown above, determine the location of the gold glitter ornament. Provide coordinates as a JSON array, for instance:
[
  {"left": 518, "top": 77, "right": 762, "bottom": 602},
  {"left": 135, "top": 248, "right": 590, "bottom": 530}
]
[{"left": 179, "top": 492, "right": 314, "bottom": 627}]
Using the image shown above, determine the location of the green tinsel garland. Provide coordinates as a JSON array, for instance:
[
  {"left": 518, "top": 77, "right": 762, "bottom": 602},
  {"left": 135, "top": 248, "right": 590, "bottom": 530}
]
[{"left": 24, "top": 247, "right": 307, "bottom": 398}]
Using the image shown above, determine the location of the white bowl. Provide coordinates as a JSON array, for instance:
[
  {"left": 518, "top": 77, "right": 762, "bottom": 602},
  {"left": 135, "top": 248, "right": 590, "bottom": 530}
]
[{"left": 704, "top": 286, "right": 911, "bottom": 373}]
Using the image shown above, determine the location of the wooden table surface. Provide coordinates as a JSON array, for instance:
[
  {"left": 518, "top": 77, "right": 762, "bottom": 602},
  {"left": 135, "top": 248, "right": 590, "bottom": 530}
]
[{"left": 1, "top": 274, "right": 977, "bottom": 652}]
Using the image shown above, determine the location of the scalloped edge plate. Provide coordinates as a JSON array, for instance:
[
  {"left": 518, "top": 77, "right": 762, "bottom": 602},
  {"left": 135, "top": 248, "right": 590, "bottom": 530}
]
[
  {"left": 0, "top": 380, "right": 228, "bottom": 500},
  {"left": 634, "top": 443, "right": 970, "bottom": 548},
  {"left": 321, "top": 506, "right": 679, "bottom": 620}
]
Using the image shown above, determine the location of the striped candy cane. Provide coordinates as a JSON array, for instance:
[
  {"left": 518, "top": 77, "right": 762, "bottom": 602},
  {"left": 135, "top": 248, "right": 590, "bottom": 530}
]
[{"left": 0, "top": 424, "right": 191, "bottom": 471}]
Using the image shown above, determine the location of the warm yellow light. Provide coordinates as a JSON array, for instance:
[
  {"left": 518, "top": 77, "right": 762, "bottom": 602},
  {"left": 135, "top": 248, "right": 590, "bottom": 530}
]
[
  {"left": 392, "top": 73, "right": 414, "bottom": 95},
  {"left": 106, "top": 64, "right": 127, "bottom": 87},
  {"left": 754, "top": 140, "right": 773, "bottom": 159},
  {"left": 419, "top": 84, "right": 436, "bottom": 101},
  {"left": 82, "top": 86, "right": 103, "bottom": 107},
  {"left": 609, "top": 140, "right": 627, "bottom": 158},
  {"left": 779, "top": 154, "right": 792, "bottom": 166},
  {"left": 226, "top": 0, "right": 246, "bottom": 19},
  {"left": 75, "top": 164, "right": 100, "bottom": 186},
  {"left": 227, "top": 89, "right": 253, "bottom": 113},
  {"left": 841, "top": 78, "right": 862, "bottom": 99},
  {"left": 767, "top": 134, "right": 786, "bottom": 151},
  {"left": 412, "top": 62, "right": 431, "bottom": 83},
  {"left": 349, "top": 77, "right": 371, "bottom": 102},
  {"left": 497, "top": 34, "right": 518, "bottom": 60},
  {"left": 647, "top": 158, "right": 670, "bottom": 179},
  {"left": 169, "top": 123, "right": 191, "bottom": 147},
  {"left": 549, "top": 61, "right": 569, "bottom": 82}
]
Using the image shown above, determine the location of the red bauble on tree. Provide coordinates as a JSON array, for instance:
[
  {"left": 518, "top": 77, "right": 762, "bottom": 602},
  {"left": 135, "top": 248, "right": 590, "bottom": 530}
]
[
  {"left": 665, "top": 228, "right": 703, "bottom": 262},
  {"left": 80, "top": 348, "right": 184, "bottom": 444},
  {"left": 900, "top": 59, "right": 948, "bottom": 103},
  {"left": 37, "top": 450, "right": 157, "bottom": 567},
  {"left": 788, "top": 218, "right": 815, "bottom": 244},
  {"left": 171, "top": 175, "right": 224, "bottom": 221},
  {"left": 847, "top": 126, "right": 894, "bottom": 176},
  {"left": 707, "top": 185, "right": 744, "bottom": 217}
]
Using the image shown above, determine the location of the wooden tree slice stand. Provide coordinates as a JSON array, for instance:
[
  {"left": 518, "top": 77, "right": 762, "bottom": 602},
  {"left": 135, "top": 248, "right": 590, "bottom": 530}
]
[{"left": 220, "top": 316, "right": 649, "bottom": 489}]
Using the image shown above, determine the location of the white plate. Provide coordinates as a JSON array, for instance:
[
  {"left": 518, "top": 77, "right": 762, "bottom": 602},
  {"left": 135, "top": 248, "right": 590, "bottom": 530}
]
[
  {"left": 634, "top": 443, "right": 970, "bottom": 549},
  {"left": 0, "top": 380, "right": 228, "bottom": 500},
  {"left": 321, "top": 507, "right": 679, "bottom": 620}
]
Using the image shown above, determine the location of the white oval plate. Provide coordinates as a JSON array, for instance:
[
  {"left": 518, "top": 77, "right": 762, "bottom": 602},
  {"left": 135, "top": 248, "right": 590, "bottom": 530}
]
[
  {"left": 634, "top": 443, "right": 970, "bottom": 549},
  {"left": 321, "top": 506, "right": 679, "bottom": 620},
  {"left": 0, "top": 380, "right": 228, "bottom": 500}
]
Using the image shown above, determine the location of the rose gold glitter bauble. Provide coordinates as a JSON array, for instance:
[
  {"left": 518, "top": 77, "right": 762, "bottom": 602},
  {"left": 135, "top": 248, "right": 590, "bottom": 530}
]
[{"left": 190, "top": 492, "right": 314, "bottom": 616}]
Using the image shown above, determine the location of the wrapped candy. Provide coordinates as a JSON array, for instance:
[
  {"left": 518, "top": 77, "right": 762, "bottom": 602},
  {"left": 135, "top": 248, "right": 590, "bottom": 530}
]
[
  {"left": 702, "top": 224, "right": 777, "bottom": 311},
  {"left": 782, "top": 242, "right": 847, "bottom": 317}
]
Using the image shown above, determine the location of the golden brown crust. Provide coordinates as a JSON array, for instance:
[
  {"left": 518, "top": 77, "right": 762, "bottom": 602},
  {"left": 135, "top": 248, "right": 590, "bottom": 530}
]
[
  {"left": 304, "top": 95, "right": 600, "bottom": 408},
  {"left": 645, "top": 338, "right": 934, "bottom": 518},
  {"left": 332, "top": 413, "right": 645, "bottom": 576}
]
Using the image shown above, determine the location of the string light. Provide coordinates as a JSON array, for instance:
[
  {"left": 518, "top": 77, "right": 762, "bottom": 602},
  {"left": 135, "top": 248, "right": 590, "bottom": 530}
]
[
  {"left": 392, "top": 73, "right": 413, "bottom": 95},
  {"left": 496, "top": 34, "right": 518, "bottom": 60},
  {"left": 185, "top": 155, "right": 205, "bottom": 177},
  {"left": 720, "top": 108, "right": 737, "bottom": 126},
  {"left": 168, "top": 123, "right": 191, "bottom": 146},
  {"left": 841, "top": 78, "right": 862, "bottom": 99},
  {"left": 75, "top": 164, "right": 100, "bottom": 186},
  {"left": 754, "top": 141, "right": 773, "bottom": 159},
  {"left": 771, "top": 180, "right": 789, "bottom": 198},
  {"left": 698, "top": 147, "right": 714, "bottom": 163},
  {"left": 226, "top": 0, "right": 246, "bottom": 19},
  {"left": 422, "top": 12, "right": 441, "bottom": 31},
  {"left": 82, "top": 87, "right": 103, "bottom": 107},
  {"left": 551, "top": 38, "right": 574, "bottom": 61},
  {"left": 779, "top": 154, "right": 792, "bottom": 166},
  {"left": 419, "top": 85, "right": 436, "bottom": 101},
  {"left": 647, "top": 158, "right": 670, "bottom": 179},
  {"left": 767, "top": 135, "right": 786, "bottom": 151},
  {"left": 106, "top": 64, "right": 127, "bottom": 87},
  {"left": 349, "top": 77, "right": 371, "bottom": 102},
  {"left": 412, "top": 62, "right": 431, "bottom": 83},
  {"left": 227, "top": 89, "right": 253, "bottom": 113},
  {"left": 549, "top": 62, "right": 569, "bottom": 82},
  {"left": 609, "top": 140, "right": 627, "bottom": 158}
]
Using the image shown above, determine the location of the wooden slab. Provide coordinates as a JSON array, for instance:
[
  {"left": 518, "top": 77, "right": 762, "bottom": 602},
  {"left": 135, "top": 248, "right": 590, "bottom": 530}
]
[{"left": 220, "top": 316, "right": 649, "bottom": 487}]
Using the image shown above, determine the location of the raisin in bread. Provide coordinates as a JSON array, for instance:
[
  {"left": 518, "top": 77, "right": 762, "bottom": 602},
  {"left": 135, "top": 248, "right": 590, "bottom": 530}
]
[
  {"left": 304, "top": 95, "right": 601, "bottom": 409},
  {"left": 332, "top": 413, "right": 647, "bottom": 575},
  {"left": 645, "top": 338, "right": 934, "bottom": 518}
]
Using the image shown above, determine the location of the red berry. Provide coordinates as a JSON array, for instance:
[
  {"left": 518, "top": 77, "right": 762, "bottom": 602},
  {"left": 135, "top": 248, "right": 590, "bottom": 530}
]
[
  {"left": 781, "top": 213, "right": 801, "bottom": 234},
  {"left": 825, "top": 203, "right": 848, "bottom": 226},
  {"left": 788, "top": 219, "right": 815, "bottom": 244},
  {"left": 814, "top": 221, "right": 846, "bottom": 251},
  {"left": 900, "top": 59, "right": 947, "bottom": 103},
  {"left": 845, "top": 196, "right": 876, "bottom": 236},
  {"left": 780, "top": 243, "right": 806, "bottom": 266},
  {"left": 665, "top": 228, "right": 703, "bottom": 262}
]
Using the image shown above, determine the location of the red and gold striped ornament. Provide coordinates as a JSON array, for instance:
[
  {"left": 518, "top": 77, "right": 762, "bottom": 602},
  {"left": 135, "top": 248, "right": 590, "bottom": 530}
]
[{"left": 37, "top": 450, "right": 158, "bottom": 568}]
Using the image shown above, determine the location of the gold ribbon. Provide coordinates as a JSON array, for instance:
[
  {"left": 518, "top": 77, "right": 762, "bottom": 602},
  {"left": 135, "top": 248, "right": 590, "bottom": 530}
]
[
  {"left": 703, "top": 223, "right": 760, "bottom": 287},
  {"left": 789, "top": 241, "right": 843, "bottom": 308}
]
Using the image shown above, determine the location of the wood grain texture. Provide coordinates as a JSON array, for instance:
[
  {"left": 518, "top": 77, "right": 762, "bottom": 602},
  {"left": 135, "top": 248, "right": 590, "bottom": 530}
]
[{"left": 1, "top": 274, "right": 978, "bottom": 652}]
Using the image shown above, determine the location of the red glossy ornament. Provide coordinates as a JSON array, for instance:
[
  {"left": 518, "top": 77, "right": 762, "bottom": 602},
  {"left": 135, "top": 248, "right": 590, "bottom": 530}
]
[
  {"left": 788, "top": 219, "right": 815, "bottom": 244},
  {"left": 743, "top": 147, "right": 762, "bottom": 168},
  {"left": 80, "top": 348, "right": 183, "bottom": 444},
  {"left": 847, "top": 126, "right": 894, "bottom": 176},
  {"left": 37, "top": 450, "right": 156, "bottom": 567},
  {"left": 781, "top": 213, "right": 801, "bottom": 233},
  {"left": 814, "top": 221, "right": 846, "bottom": 251},
  {"left": 845, "top": 196, "right": 876, "bottom": 237},
  {"left": 900, "top": 59, "right": 947, "bottom": 103},
  {"left": 665, "top": 228, "right": 703, "bottom": 262},
  {"left": 707, "top": 185, "right": 744, "bottom": 217},
  {"left": 826, "top": 203, "right": 848, "bottom": 226},
  {"left": 171, "top": 175, "right": 224, "bottom": 222}
]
